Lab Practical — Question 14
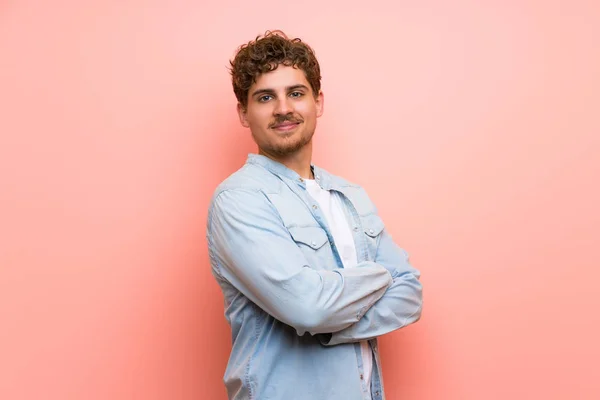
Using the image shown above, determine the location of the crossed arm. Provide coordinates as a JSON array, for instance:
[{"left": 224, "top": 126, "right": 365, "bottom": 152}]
[
  {"left": 207, "top": 188, "right": 422, "bottom": 340},
  {"left": 319, "top": 226, "right": 422, "bottom": 345}
]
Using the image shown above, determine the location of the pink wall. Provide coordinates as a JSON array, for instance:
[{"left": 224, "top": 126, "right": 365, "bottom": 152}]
[{"left": 1, "top": 1, "right": 599, "bottom": 399}]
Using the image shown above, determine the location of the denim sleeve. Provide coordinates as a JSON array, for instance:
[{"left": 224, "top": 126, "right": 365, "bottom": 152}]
[
  {"left": 207, "top": 188, "right": 393, "bottom": 336},
  {"left": 320, "top": 226, "right": 423, "bottom": 346}
]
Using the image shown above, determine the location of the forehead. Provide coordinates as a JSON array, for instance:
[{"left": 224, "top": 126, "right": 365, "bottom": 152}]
[{"left": 252, "top": 65, "right": 311, "bottom": 92}]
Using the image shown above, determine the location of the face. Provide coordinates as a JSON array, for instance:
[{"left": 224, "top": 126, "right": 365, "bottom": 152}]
[{"left": 238, "top": 65, "right": 324, "bottom": 158}]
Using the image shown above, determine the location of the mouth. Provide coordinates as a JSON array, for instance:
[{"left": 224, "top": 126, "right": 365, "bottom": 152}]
[{"left": 270, "top": 121, "right": 301, "bottom": 132}]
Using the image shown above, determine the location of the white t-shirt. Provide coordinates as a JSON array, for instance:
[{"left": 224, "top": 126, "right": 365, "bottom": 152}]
[{"left": 305, "top": 179, "right": 373, "bottom": 396}]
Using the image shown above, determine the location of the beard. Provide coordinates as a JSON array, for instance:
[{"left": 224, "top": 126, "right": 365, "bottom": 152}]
[
  {"left": 252, "top": 111, "right": 315, "bottom": 157},
  {"left": 254, "top": 129, "right": 314, "bottom": 157}
]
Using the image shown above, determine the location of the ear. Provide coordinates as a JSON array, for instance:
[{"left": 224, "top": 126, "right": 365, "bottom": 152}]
[
  {"left": 237, "top": 103, "right": 249, "bottom": 127},
  {"left": 315, "top": 90, "right": 324, "bottom": 118}
]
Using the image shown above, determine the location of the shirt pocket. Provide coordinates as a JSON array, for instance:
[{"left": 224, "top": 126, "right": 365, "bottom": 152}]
[
  {"left": 361, "top": 213, "right": 385, "bottom": 261},
  {"left": 288, "top": 226, "right": 336, "bottom": 270}
]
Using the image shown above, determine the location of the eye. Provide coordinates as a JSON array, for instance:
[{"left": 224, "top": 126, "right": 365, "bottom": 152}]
[
  {"left": 289, "top": 91, "right": 303, "bottom": 98},
  {"left": 258, "top": 95, "right": 273, "bottom": 102}
]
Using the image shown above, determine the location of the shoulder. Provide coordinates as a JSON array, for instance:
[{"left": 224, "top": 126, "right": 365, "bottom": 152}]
[
  {"left": 316, "top": 166, "right": 378, "bottom": 215},
  {"left": 211, "top": 163, "right": 283, "bottom": 201},
  {"left": 207, "top": 164, "right": 284, "bottom": 220},
  {"left": 315, "top": 165, "right": 362, "bottom": 188}
]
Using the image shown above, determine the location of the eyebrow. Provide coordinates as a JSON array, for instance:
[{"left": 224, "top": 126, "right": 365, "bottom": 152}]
[{"left": 251, "top": 84, "right": 310, "bottom": 98}]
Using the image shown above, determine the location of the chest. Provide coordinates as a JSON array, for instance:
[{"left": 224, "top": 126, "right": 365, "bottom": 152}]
[{"left": 265, "top": 183, "right": 385, "bottom": 270}]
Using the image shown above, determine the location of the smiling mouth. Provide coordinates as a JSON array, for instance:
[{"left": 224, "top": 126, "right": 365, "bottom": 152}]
[{"left": 271, "top": 122, "right": 300, "bottom": 131}]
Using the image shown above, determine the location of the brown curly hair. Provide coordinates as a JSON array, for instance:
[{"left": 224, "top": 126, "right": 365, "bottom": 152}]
[{"left": 229, "top": 30, "right": 322, "bottom": 109}]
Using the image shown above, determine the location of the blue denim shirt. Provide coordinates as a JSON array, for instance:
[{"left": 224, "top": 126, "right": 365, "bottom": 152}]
[{"left": 207, "top": 154, "right": 423, "bottom": 400}]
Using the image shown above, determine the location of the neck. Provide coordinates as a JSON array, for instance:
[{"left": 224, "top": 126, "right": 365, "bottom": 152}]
[{"left": 259, "top": 141, "right": 314, "bottom": 179}]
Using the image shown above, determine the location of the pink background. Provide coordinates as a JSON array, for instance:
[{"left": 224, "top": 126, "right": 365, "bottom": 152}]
[{"left": 1, "top": 1, "right": 599, "bottom": 399}]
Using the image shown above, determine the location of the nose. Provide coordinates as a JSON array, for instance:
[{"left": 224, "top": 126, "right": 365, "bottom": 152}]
[{"left": 274, "top": 97, "right": 293, "bottom": 115}]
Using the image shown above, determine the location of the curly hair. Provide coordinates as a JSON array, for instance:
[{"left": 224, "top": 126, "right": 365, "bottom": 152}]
[{"left": 229, "top": 30, "right": 322, "bottom": 109}]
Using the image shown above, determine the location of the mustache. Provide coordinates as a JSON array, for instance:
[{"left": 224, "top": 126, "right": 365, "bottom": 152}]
[{"left": 269, "top": 114, "right": 303, "bottom": 128}]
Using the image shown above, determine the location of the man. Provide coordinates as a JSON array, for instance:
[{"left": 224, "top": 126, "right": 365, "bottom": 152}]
[{"left": 206, "top": 30, "right": 423, "bottom": 400}]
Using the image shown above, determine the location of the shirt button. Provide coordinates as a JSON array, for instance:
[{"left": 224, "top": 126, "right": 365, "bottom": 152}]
[
  {"left": 360, "top": 374, "right": 364, "bottom": 380},
  {"left": 369, "top": 229, "right": 374, "bottom": 234},
  {"left": 313, "top": 205, "right": 318, "bottom": 210},
  {"left": 311, "top": 241, "right": 316, "bottom": 247},
  {"left": 353, "top": 226, "right": 358, "bottom": 232}
]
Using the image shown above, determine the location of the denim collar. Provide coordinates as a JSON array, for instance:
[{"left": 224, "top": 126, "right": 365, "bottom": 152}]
[{"left": 245, "top": 153, "right": 335, "bottom": 190}]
